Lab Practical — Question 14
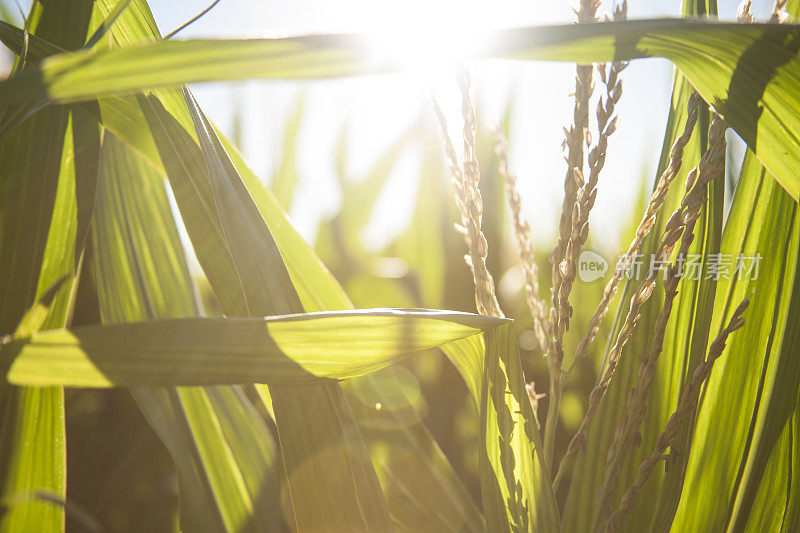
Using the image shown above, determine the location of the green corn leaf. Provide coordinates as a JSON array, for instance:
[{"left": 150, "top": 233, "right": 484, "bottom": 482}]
[
  {"left": 10, "top": 278, "right": 70, "bottom": 341},
  {"left": 561, "top": 79, "right": 696, "bottom": 533},
  {"left": 0, "top": 386, "right": 65, "bottom": 532},
  {"left": 0, "top": 5, "right": 100, "bottom": 531},
  {"left": 663, "top": 2, "right": 800, "bottom": 530},
  {"left": 559, "top": 60, "right": 693, "bottom": 533},
  {"left": 0, "top": 20, "right": 62, "bottom": 62},
  {"left": 91, "top": 132, "right": 285, "bottom": 532},
  {"left": 2, "top": 5, "right": 565, "bottom": 530},
  {"left": 179, "top": 86, "right": 395, "bottom": 532},
  {"left": 647, "top": 2, "right": 727, "bottom": 524},
  {"left": 83, "top": 8, "right": 289, "bottom": 529},
  {"left": 647, "top": 79, "right": 713, "bottom": 533},
  {"left": 83, "top": 0, "right": 132, "bottom": 49},
  {"left": 0, "top": 106, "right": 67, "bottom": 533},
  {"left": 0, "top": 111, "right": 88, "bottom": 531},
  {"left": 670, "top": 147, "right": 800, "bottom": 531},
  {"left": 443, "top": 326, "right": 559, "bottom": 531},
  {"left": 89, "top": 0, "right": 161, "bottom": 47},
  {"left": 2, "top": 310, "right": 506, "bottom": 387},
  {"left": 742, "top": 382, "right": 800, "bottom": 533},
  {"left": 134, "top": 81, "right": 406, "bottom": 530},
  {"left": 230, "top": 129, "right": 484, "bottom": 530},
  {"left": 3, "top": 19, "right": 800, "bottom": 198},
  {"left": 182, "top": 88, "right": 305, "bottom": 315},
  {"left": 213, "top": 104, "right": 540, "bottom": 530}
]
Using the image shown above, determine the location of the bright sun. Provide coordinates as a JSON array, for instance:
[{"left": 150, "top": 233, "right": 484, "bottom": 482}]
[{"left": 361, "top": 5, "right": 491, "bottom": 74}]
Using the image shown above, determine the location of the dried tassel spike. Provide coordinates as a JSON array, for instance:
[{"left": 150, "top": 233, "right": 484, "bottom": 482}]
[
  {"left": 546, "top": 0, "right": 632, "bottom": 463},
  {"left": 737, "top": 0, "right": 755, "bottom": 23},
  {"left": 541, "top": 0, "right": 611, "bottom": 469},
  {"left": 433, "top": 71, "right": 502, "bottom": 319},
  {"left": 593, "top": 114, "right": 727, "bottom": 527},
  {"left": 574, "top": 168, "right": 586, "bottom": 188},
  {"left": 569, "top": 94, "right": 700, "bottom": 374},
  {"left": 771, "top": 0, "right": 788, "bottom": 23},
  {"left": 494, "top": 127, "right": 550, "bottom": 351},
  {"left": 598, "top": 62, "right": 607, "bottom": 83},
  {"left": 554, "top": 100, "right": 710, "bottom": 492},
  {"left": 601, "top": 299, "right": 749, "bottom": 533}
]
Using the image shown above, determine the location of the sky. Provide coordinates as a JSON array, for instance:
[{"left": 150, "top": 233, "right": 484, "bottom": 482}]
[{"left": 2, "top": 0, "right": 777, "bottom": 254}]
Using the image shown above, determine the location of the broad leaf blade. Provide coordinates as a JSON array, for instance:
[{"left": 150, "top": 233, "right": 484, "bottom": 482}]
[
  {"left": 182, "top": 86, "right": 394, "bottom": 531},
  {"left": 146, "top": 87, "right": 484, "bottom": 533},
  {"left": 0, "top": 5, "right": 100, "bottom": 527},
  {"left": 91, "top": 132, "right": 285, "bottom": 532},
  {"left": 3, "top": 310, "right": 505, "bottom": 387},
  {"left": 678, "top": 3, "right": 800, "bottom": 528},
  {"left": 443, "top": 324, "right": 559, "bottom": 531},
  {"left": 2, "top": 307, "right": 557, "bottom": 529},
  {"left": 3, "top": 19, "right": 800, "bottom": 197},
  {"left": 562, "top": 0, "right": 722, "bottom": 523},
  {"left": 647, "top": 82, "right": 712, "bottom": 531},
  {"left": 671, "top": 148, "right": 800, "bottom": 531}
]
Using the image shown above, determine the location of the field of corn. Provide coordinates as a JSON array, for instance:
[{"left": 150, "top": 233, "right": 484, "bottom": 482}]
[{"left": 1, "top": 0, "right": 800, "bottom": 531}]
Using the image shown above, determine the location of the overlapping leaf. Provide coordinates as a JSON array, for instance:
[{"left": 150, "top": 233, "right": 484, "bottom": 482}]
[
  {"left": 563, "top": 8, "right": 800, "bottom": 533},
  {"left": 675, "top": 6, "right": 800, "bottom": 531},
  {"left": 671, "top": 149, "right": 800, "bottom": 532},
  {"left": 83, "top": 59, "right": 481, "bottom": 532},
  {"left": 443, "top": 326, "right": 559, "bottom": 531},
  {"left": 2, "top": 20, "right": 554, "bottom": 529},
  {"left": 2, "top": 309, "right": 506, "bottom": 387},
  {"left": 0, "top": 4, "right": 99, "bottom": 531},
  {"left": 179, "top": 86, "right": 396, "bottom": 532},
  {"left": 90, "top": 132, "right": 285, "bottom": 532},
  {"left": 6, "top": 1, "right": 797, "bottom": 530},
  {"left": 3, "top": 18, "right": 800, "bottom": 198}
]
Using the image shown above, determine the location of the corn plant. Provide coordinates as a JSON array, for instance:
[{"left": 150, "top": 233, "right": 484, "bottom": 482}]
[{"left": 1, "top": 0, "right": 799, "bottom": 531}]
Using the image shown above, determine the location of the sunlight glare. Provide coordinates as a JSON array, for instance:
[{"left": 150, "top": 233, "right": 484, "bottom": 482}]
[{"left": 364, "top": 6, "right": 489, "bottom": 74}]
